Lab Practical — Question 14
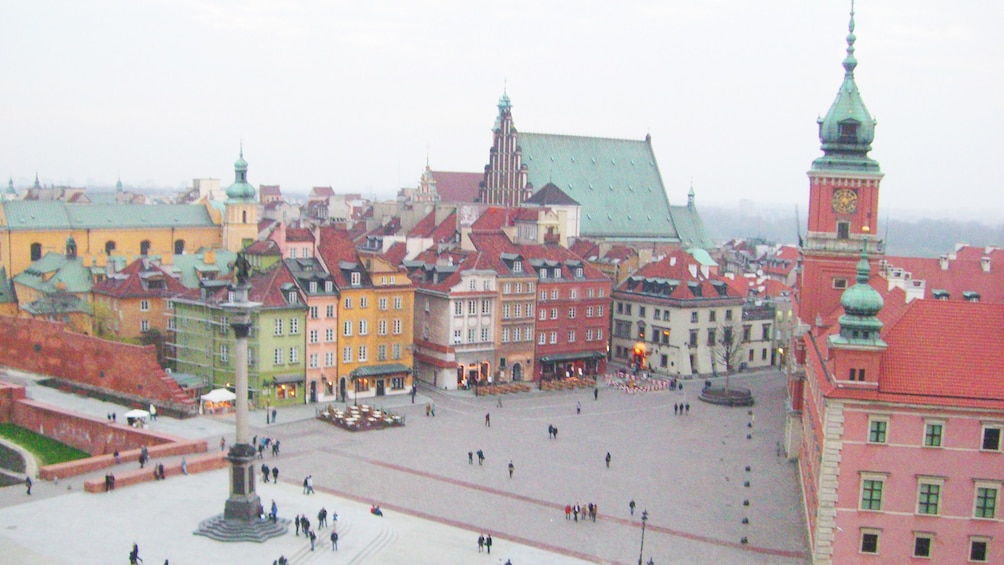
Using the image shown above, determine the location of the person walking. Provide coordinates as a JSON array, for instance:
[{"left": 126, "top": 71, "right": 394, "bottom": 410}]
[
  {"left": 686, "top": 402, "right": 690, "bottom": 414},
  {"left": 477, "top": 449, "right": 485, "bottom": 465},
  {"left": 220, "top": 437, "right": 226, "bottom": 451},
  {"left": 485, "top": 412, "right": 491, "bottom": 427},
  {"left": 181, "top": 458, "right": 188, "bottom": 475},
  {"left": 330, "top": 531, "right": 338, "bottom": 551},
  {"left": 508, "top": 461, "right": 514, "bottom": 478},
  {"left": 272, "top": 466, "right": 279, "bottom": 483},
  {"left": 674, "top": 403, "right": 678, "bottom": 415},
  {"left": 605, "top": 452, "right": 612, "bottom": 468},
  {"left": 468, "top": 451, "right": 473, "bottom": 464},
  {"left": 477, "top": 534, "right": 485, "bottom": 553},
  {"left": 24, "top": 476, "right": 32, "bottom": 495},
  {"left": 485, "top": 534, "right": 493, "bottom": 554},
  {"left": 496, "top": 397, "right": 503, "bottom": 408},
  {"left": 410, "top": 384, "right": 417, "bottom": 404},
  {"left": 271, "top": 500, "right": 278, "bottom": 523},
  {"left": 262, "top": 463, "right": 270, "bottom": 483},
  {"left": 295, "top": 515, "right": 301, "bottom": 536},
  {"left": 565, "top": 504, "right": 571, "bottom": 520},
  {"left": 426, "top": 403, "right": 431, "bottom": 417},
  {"left": 318, "top": 507, "right": 328, "bottom": 528},
  {"left": 309, "top": 529, "right": 316, "bottom": 551},
  {"left": 576, "top": 401, "right": 581, "bottom": 414},
  {"left": 629, "top": 499, "right": 636, "bottom": 516},
  {"left": 129, "top": 543, "right": 142, "bottom": 564},
  {"left": 149, "top": 404, "right": 157, "bottom": 421},
  {"left": 271, "top": 408, "right": 277, "bottom": 423}
]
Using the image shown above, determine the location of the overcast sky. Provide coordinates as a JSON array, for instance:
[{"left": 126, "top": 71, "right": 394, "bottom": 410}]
[{"left": 2, "top": 1, "right": 1001, "bottom": 221}]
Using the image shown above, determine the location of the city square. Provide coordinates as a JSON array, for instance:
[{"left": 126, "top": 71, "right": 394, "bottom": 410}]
[{"left": 0, "top": 368, "right": 808, "bottom": 564}]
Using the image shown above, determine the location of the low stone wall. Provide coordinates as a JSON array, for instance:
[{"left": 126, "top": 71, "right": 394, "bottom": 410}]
[
  {"left": 40, "top": 438, "right": 208, "bottom": 480},
  {"left": 82, "top": 452, "right": 227, "bottom": 493}
]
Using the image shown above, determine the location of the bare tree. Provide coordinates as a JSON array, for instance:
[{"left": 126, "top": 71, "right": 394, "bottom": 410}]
[{"left": 711, "top": 320, "right": 745, "bottom": 391}]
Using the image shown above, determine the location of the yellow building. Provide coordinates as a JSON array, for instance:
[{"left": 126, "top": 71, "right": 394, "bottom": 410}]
[{"left": 91, "top": 256, "right": 190, "bottom": 341}]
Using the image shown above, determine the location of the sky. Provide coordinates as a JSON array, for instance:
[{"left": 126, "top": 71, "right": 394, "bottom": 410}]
[{"left": 2, "top": 1, "right": 1002, "bottom": 222}]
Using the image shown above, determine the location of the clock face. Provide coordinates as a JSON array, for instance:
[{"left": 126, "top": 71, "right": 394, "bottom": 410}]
[{"left": 832, "top": 188, "right": 858, "bottom": 214}]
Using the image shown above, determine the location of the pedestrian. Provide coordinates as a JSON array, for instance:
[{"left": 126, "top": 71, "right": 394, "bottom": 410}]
[
  {"left": 508, "top": 460, "right": 514, "bottom": 478},
  {"left": 496, "top": 397, "right": 502, "bottom": 408},
  {"left": 181, "top": 457, "right": 188, "bottom": 475},
  {"left": 547, "top": 424, "right": 553, "bottom": 439},
  {"left": 426, "top": 403, "right": 431, "bottom": 417},
  {"left": 274, "top": 440, "right": 281, "bottom": 456},
  {"left": 485, "top": 412, "right": 491, "bottom": 427},
  {"left": 262, "top": 463, "right": 270, "bottom": 483},
  {"left": 478, "top": 534, "right": 485, "bottom": 553},
  {"left": 431, "top": 403, "right": 436, "bottom": 417},
  {"left": 307, "top": 475, "right": 314, "bottom": 494},
  {"left": 220, "top": 437, "right": 226, "bottom": 451},
  {"left": 139, "top": 453, "right": 146, "bottom": 469},
  {"left": 565, "top": 504, "right": 571, "bottom": 520},
  {"left": 468, "top": 451, "right": 473, "bottom": 465},
  {"left": 258, "top": 443, "right": 265, "bottom": 459},
  {"left": 594, "top": 387, "right": 598, "bottom": 400},
  {"left": 150, "top": 404, "right": 157, "bottom": 421},
  {"left": 303, "top": 476, "right": 309, "bottom": 494},
  {"left": 318, "top": 507, "right": 327, "bottom": 528},
  {"left": 330, "top": 531, "right": 339, "bottom": 551},
  {"left": 271, "top": 500, "right": 278, "bottom": 523},
  {"left": 114, "top": 449, "right": 121, "bottom": 464},
  {"left": 553, "top": 426, "right": 558, "bottom": 439},
  {"left": 686, "top": 402, "right": 690, "bottom": 414},
  {"left": 573, "top": 504, "right": 579, "bottom": 522},
  {"left": 576, "top": 401, "right": 581, "bottom": 414},
  {"left": 411, "top": 384, "right": 417, "bottom": 404},
  {"left": 486, "top": 534, "right": 493, "bottom": 554},
  {"left": 157, "top": 463, "right": 165, "bottom": 480},
  {"left": 112, "top": 412, "right": 116, "bottom": 422},
  {"left": 605, "top": 452, "right": 611, "bottom": 468},
  {"left": 477, "top": 449, "right": 485, "bottom": 465},
  {"left": 674, "top": 403, "right": 678, "bottom": 415},
  {"left": 25, "top": 476, "right": 32, "bottom": 495},
  {"left": 629, "top": 499, "right": 636, "bottom": 516},
  {"left": 271, "top": 408, "right": 277, "bottom": 423},
  {"left": 129, "top": 543, "right": 142, "bottom": 564},
  {"left": 309, "top": 529, "right": 316, "bottom": 551},
  {"left": 272, "top": 466, "right": 279, "bottom": 483}
]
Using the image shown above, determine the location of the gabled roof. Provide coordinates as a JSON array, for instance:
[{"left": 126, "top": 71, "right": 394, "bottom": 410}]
[
  {"left": 383, "top": 242, "right": 408, "bottom": 267},
  {"left": 408, "top": 211, "right": 457, "bottom": 244},
  {"left": 260, "top": 185, "right": 281, "bottom": 196},
  {"left": 568, "top": 239, "right": 598, "bottom": 260},
  {"left": 310, "top": 186, "right": 335, "bottom": 199},
  {"left": 91, "top": 259, "right": 188, "bottom": 299},
  {"left": 286, "top": 227, "right": 314, "bottom": 242},
  {"left": 615, "top": 252, "right": 742, "bottom": 302},
  {"left": 0, "top": 201, "right": 216, "bottom": 230},
  {"left": 523, "top": 182, "right": 579, "bottom": 206},
  {"left": 13, "top": 253, "right": 94, "bottom": 294},
  {"left": 175, "top": 261, "right": 304, "bottom": 310},
  {"left": 430, "top": 171, "right": 482, "bottom": 203},
  {"left": 316, "top": 227, "right": 371, "bottom": 289},
  {"left": 883, "top": 248, "right": 1004, "bottom": 303},
  {"left": 518, "top": 132, "right": 679, "bottom": 240},
  {"left": 167, "top": 250, "right": 238, "bottom": 288}
]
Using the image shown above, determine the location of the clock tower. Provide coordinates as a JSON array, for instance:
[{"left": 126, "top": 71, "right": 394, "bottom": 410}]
[{"left": 799, "top": 7, "right": 884, "bottom": 327}]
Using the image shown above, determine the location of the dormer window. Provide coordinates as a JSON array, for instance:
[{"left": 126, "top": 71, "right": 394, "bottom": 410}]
[
  {"left": 513, "top": 260, "right": 523, "bottom": 273},
  {"left": 575, "top": 267, "right": 583, "bottom": 278},
  {"left": 838, "top": 120, "right": 858, "bottom": 143},
  {"left": 288, "top": 291, "right": 298, "bottom": 304},
  {"left": 309, "top": 281, "right": 317, "bottom": 294},
  {"left": 553, "top": 268, "right": 561, "bottom": 279},
  {"left": 351, "top": 272, "right": 361, "bottom": 286},
  {"left": 325, "top": 281, "right": 333, "bottom": 293},
  {"left": 932, "top": 289, "right": 949, "bottom": 300},
  {"left": 964, "top": 291, "right": 981, "bottom": 303}
]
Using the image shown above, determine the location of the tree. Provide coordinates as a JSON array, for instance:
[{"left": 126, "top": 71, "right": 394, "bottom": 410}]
[{"left": 711, "top": 320, "right": 745, "bottom": 390}]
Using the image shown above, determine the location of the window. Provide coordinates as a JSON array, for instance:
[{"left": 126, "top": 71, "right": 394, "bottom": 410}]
[
  {"left": 514, "top": 303, "right": 522, "bottom": 318},
  {"left": 392, "top": 343, "right": 401, "bottom": 360},
  {"left": 742, "top": 325, "right": 752, "bottom": 342},
  {"left": 289, "top": 347, "right": 299, "bottom": 364},
  {"left": 393, "top": 319, "right": 402, "bottom": 334},
  {"left": 860, "top": 476, "right": 885, "bottom": 511},
  {"left": 924, "top": 421, "right": 944, "bottom": 447},
  {"left": 325, "top": 281, "right": 333, "bottom": 293},
  {"left": 454, "top": 302, "right": 463, "bottom": 316},
  {"left": 391, "top": 376, "right": 404, "bottom": 390},
  {"left": 220, "top": 344, "right": 229, "bottom": 363},
  {"left": 326, "top": 304, "right": 335, "bottom": 318},
  {"left": 378, "top": 297, "right": 388, "bottom": 311},
  {"left": 549, "top": 332, "right": 557, "bottom": 344},
  {"left": 974, "top": 483, "right": 999, "bottom": 519},
  {"left": 359, "top": 297, "right": 368, "bottom": 309},
  {"left": 596, "top": 305, "right": 603, "bottom": 317},
  {"left": 343, "top": 321, "right": 353, "bottom": 336},
  {"left": 344, "top": 297, "right": 353, "bottom": 309},
  {"left": 565, "top": 329, "right": 574, "bottom": 343},
  {"left": 343, "top": 346, "right": 352, "bottom": 363},
  {"left": 310, "top": 306, "right": 319, "bottom": 319},
  {"left": 468, "top": 300, "right": 476, "bottom": 315},
  {"left": 982, "top": 425, "right": 1002, "bottom": 451},
  {"left": 325, "top": 351, "right": 334, "bottom": 367},
  {"left": 708, "top": 309, "right": 717, "bottom": 322},
  {"left": 913, "top": 534, "right": 933, "bottom": 559},
  {"left": 287, "top": 291, "right": 298, "bottom": 304},
  {"left": 309, "top": 329, "right": 319, "bottom": 344},
  {"left": 551, "top": 308, "right": 558, "bottom": 320},
  {"left": 689, "top": 330, "right": 698, "bottom": 347},
  {"left": 274, "top": 319, "right": 284, "bottom": 336},
  {"left": 308, "top": 353, "right": 319, "bottom": 368},
  {"left": 868, "top": 417, "right": 889, "bottom": 444},
  {"left": 453, "top": 330, "right": 461, "bottom": 344},
  {"left": 358, "top": 345, "right": 368, "bottom": 362},
  {"left": 140, "top": 300, "right": 150, "bottom": 312},
  {"left": 617, "top": 302, "right": 623, "bottom": 314},
  {"left": 482, "top": 300, "right": 491, "bottom": 315},
  {"left": 970, "top": 537, "right": 989, "bottom": 562},
  {"left": 358, "top": 319, "right": 368, "bottom": 335},
  {"left": 761, "top": 323, "right": 772, "bottom": 340},
  {"left": 540, "top": 290, "right": 547, "bottom": 301},
  {"left": 274, "top": 348, "right": 284, "bottom": 365},
  {"left": 570, "top": 288, "right": 577, "bottom": 299},
  {"left": 466, "top": 328, "right": 474, "bottom": 343},
  {"left": 860, "top": 529, "right": 879, "bottom": 554},
  {"left": 837, "top": 221, "right": 850, "bottom": 240},
  {"left": 538, "top": 332, "right": 546, "bottom": 345},
  {"left": 707, "top": 328, "right": 717, "bottom": 346},
  {"left": 539, "top": 309, "right": 546, "bottom": 321},
  {"left": 377, "top": 319, "right": 387, "bottom": 336},
  {"left": 596, "top": 329, "right": 602, "bottom": 340},
  {"left": 586, "top": 329, "right": 594, "bottom": 341},
  {"left": 725, "top": 309, "right": 733, "bottom": 321},
  {"left": 290, "top": 318, "right": 299, "bottom": 334},
  {"left": 587, "top": 287, "right": 595, "bottom": 298},
  {"left": 502, "top": 328, "right": 510, "bottom": 343},
  {"left": 325, "top": 328, "right": 334, "bottom": 342},
  {"left": 917, "top": 479, "right": 943, "bottom": 515},
  {"left": 513, "top": 260, "right": 522, "bottom": 273},
  {"left": 568, "top": 307, "right": 576, "bottom": 319},
  {"left": 377, "top": 344, "right": 387, "bottom": 361},
  {"left": 140, "top": 320, "right": 150, "bottom": 332},
  {"left": 394, "top": 296, "right": 402, "bottom": 310},
  {"left": 351, "top": 272, "right": 361, "bottom": 286},
  {"left": 690, "top": 312, "right": 699, "bottom": 323},
  {"left": 480, "top": 327, "right": 489, "bottom": 342},
  {"left": 551, "top": 289, "right": 558, "bottom": 299},
  {"left": 587, "top": 306, "right": 594, "bottom": 318},
  {"left": 503, "top": 283, "right": 512, "bottom": 294},
  {"left": 833, "top": 277, "right": 848, "bottom": 290}
]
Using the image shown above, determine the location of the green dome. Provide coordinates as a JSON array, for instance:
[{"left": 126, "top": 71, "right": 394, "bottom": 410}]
[
  {"left": 841, "top": 253, "right": 884, "bottom": 316},
  {"left": 812, "top": 9, "right": 880, "bottom": 173},
  {"left": 226, "top": 147, "right": 256, "bottom": 201}
]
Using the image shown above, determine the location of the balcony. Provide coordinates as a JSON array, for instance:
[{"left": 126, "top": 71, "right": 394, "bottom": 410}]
[{"left": 804, "top": 232, "right": 884, "bottom": 255}]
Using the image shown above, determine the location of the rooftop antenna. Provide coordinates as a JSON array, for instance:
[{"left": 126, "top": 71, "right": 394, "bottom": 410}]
[{"left": 883, "top": 208, "right": 890, "bottom": 250}]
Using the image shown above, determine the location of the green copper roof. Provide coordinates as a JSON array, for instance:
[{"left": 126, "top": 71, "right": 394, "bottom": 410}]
[
  {"left": 0, "top": 201, "right": 216, "bottom": 230},
  {"left": 226, "top": 147, "right": 256, "bottom": 202},
  {"left": 519, "top": 133, "right": 693, "bottom": 241},
  {"left": 168, "top": 249, "right": 238, "bottom": 288},
  {"left": 831, "top": 247, "right": 886, "bottom": 348},
  {"left": 813, "top": 9, "right": 880, "bottom": 173},
  {"left": 13, "top": 253, "right": 94, "bottom": 294}
]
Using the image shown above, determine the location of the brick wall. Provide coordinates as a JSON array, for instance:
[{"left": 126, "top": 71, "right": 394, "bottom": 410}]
[{"left": 0, "top": 317, "right": 191, "bottom": 404}]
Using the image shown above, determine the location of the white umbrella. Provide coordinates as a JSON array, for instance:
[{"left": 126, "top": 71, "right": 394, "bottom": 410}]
[{"left": 201, "top": 389, "right": 237, "bottom": 403}]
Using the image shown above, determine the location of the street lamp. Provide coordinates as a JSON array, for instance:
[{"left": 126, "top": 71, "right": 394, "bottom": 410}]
[{"left": 634, "top": 509, "right": 650, "bottom": 561}]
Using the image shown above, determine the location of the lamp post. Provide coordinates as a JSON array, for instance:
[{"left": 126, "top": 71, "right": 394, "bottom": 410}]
[{"left": 638, "top": 509, "right": 648, "bottom": 565}]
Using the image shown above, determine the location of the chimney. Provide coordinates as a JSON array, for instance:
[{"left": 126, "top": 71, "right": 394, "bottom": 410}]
[
  {"left": 204, "top": 249, "right": 216, "bottom": 265},
  {"left": 938, "top": 255, "right": 949, "bottom": 271},
  {"left": 981, "top": 256, "right": 991, "bottom": 273}
]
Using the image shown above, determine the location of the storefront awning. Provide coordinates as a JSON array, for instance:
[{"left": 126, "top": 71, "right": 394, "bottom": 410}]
[
  {"left": 273, "top": 374, "right": 303, "bottom": 385},
  {"left": 540, "top": 351, "right": 605, "bottom": 363},
  {"left": 350, "top": 363, "right": 411, "bottom": 378}
]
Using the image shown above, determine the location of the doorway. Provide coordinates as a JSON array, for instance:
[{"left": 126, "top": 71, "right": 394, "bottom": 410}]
[
  {"left": 309, "top": 381, "right": 317, "bottom": 403},
  {"left": 376, "top": 379, "right": 386, "bottom": 396}
]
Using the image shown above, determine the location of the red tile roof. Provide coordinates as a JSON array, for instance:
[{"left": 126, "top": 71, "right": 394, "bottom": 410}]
[
  {"left": 286, "top": 228, "right": 314, "bottom": 242},
  {"left": 91, "top": 259, "right": 188, "bottom": 298},
  {"left": 616, "top": 252, "right": 742, "bottom": 301},
  {"left": 883, "top": 247, "right": 1004, "bottom": 303},
  {"left": 383, "top": 242, "right": 408, "bottom": 267},
  {"left": 431, "top": 171, "right": 482, "bottom": 203}
]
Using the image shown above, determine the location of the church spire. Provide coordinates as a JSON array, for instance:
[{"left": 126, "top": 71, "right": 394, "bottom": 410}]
[{"left": 813, "top": 2, "right": 879, "bottom": 173}]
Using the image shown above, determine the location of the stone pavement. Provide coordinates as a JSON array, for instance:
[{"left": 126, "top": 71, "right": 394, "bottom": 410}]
[{"left": 0, "top": 369, "right": 809, "bottom": 564}]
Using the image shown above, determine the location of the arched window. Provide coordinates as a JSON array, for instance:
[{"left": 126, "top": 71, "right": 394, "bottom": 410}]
[
  {"left": 140, "top": 240, "right": 151, "bottom": 255},
  {"left": 30, "top": 242, "right": 42, "bottom": 261},
  {"left": 174, "top": 239, "right": 185, "bottom": 254},
  {"left": 105, "top": 241, "right": 117, "bottom": 255},
  {"left": 242, "top": 210, "right": 248, "bottom": 223}
]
